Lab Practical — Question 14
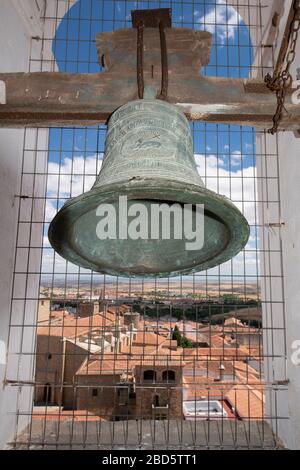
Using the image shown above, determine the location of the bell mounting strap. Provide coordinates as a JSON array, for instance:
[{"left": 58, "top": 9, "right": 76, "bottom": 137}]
[{"left": 132, "top": 8, "right": 171, "bottom": 100}]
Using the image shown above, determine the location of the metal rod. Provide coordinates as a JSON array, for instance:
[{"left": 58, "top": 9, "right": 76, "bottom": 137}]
[
  {"left": 158, "top": 20, "right": 169, "bottom": 100},
  {"left": 137, "top": 21, "right": 144, "bottom": 99}
]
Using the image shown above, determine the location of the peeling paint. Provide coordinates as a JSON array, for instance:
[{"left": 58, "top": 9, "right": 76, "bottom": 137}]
[
  {"left": 176, "top": 103, "right": 235, "bottom": 114},
  {"left": 0, "top": 80, "right": 6, "bottom": 104}
]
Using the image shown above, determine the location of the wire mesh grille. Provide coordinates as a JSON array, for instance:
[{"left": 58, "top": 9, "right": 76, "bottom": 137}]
[{"left": 5, "top": 0, "right": 287, "bottom": 449}]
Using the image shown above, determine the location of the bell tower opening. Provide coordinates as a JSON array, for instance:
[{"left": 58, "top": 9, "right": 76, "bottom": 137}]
[{"left": 1, "top": 0, "right": 292, "bottom": 451}]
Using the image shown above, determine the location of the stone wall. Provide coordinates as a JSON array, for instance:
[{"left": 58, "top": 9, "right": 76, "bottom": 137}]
[
  {"left": 75, "top": 373, "right": 122, "bottom": 419},
  {"left": 135, "top": 365, "right": 183, "bottom": 419},
  {"left": 34, "top": 335, "right": 64, "bottom": 405}
]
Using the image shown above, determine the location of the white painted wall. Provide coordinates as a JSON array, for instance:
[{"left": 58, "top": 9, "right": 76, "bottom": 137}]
[
  {"left": 215, "top": 0, "right": 300, "bottom": 449},
  {"left": 253, "top": 0, "right": 300, "bottom": 450},
  {"left": 0, "top": 0, "right": 46, "bottom": 449}
]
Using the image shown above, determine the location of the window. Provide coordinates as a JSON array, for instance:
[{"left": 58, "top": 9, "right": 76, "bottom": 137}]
[
  {"left": 143, "top": 370, "right": 156, "bottom": 382},
  {"left": 153, "top": 394, "right": 160, "bottom": 407},
  {"left": 162, "top": 370, "right": 176, "bottom": 382}
]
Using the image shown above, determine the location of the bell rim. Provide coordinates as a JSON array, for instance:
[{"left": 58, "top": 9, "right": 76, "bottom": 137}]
[{"left": 48, "top": 178, "right": 250, "bottom": 278}]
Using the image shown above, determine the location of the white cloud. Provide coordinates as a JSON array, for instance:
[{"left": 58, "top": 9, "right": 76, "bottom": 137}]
[
  {"left": 47, "top": 155, "right": 101, "bottom": 199},
  {"left": 195, "top": 153, "right": 257, "bottom": 225},
  {"left": 195, "top": 0, "right": 241, "bottom": 44},
  {"left": 44, "top": 154, "right": 101, "bottom": 225},
  {"left": 45, "top": 199, "right": 58, "bottom": 222},
  {"left": 194, "top": 152, "right": 259, "bottom": 277},
  {"left": 230, "top": 150, "right": 242, "bottom": 166}
]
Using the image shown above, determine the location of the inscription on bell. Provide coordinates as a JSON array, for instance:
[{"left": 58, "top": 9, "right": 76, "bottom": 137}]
[
  {"left": 121, "top": 130, "right": 176, "bottom": 160},
  {"left": 96, "top": 98, "right": 201, "bottom": 188}
]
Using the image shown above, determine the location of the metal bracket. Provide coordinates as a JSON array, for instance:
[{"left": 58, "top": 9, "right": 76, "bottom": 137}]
[
  {"left": 272, "top": 379, "right": 290, "bottom": 386},
  {"left": 132, "top": 9, "right": 171, "bottom": 100}
]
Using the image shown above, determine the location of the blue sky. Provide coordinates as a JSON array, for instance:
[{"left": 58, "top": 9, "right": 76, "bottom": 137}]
[{"left": 42, "top": 0, "right": 259, "bottom": 283}]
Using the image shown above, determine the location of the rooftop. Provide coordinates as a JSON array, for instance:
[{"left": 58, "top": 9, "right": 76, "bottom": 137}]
[
  {"left": 37, "top": 312, "right": 116, "bottom": 339},
  {"left": 225, "top": 385, "right": 265, "bottom": 420}
]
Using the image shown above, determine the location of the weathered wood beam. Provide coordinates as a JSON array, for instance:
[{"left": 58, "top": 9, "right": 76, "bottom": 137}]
[{"left": 0, "top": 72, "right": 299, "bottom": 129}]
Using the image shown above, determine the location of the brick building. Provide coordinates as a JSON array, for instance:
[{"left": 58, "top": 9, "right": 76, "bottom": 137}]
[
  {"left": 34, "top": 308, "right": 133, "bottom": 408},
  {"left": 75, "top": 357, "right": 134, "bottom": 419},
  {"left": 34, "top": 301, "right": 264, "bottom": 422},
  {"left": 74, "top": 356, "right": 184, "bottom": 420},
  {"left": 135, "top": 361, "right": 184, "bottom": 419}
]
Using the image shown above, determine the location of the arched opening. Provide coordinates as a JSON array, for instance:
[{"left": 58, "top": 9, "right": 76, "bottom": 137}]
[
  {"left": 162, "top": 370, "right": 176, "bottom": 382},
  {"left": 13, "top": 0, "right": 285, "bottom": 449},
  {"left": 143, "top": 370, "right": 156, "bottom": 382}
]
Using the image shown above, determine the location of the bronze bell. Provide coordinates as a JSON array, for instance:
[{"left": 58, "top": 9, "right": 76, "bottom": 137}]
[{"left": 49, "top": 96, "right": 249, "bottom": 278}]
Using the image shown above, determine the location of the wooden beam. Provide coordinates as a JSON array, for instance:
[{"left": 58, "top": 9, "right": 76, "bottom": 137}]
[{"left": 0, "top": 72, "right": 299, "bottom": 129}]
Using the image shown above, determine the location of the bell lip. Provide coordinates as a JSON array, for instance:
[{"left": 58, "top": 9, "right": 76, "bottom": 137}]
[{"left": 48, "top": 178, "right": 250, "bottom": 279}]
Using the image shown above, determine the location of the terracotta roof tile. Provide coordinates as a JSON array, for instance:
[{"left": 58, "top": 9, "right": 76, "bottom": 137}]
[
  {"left": 76, "top": 352, "right": 185, "bottom": 376},
  {"left": 37, "top": 313, "right": 115, "bottom": 339},
  {"left": 225, "top": 385, "right": 264, "bottom": 420},
  {"left": 133, "top": 331, "right": 167, "bottom": 346}
]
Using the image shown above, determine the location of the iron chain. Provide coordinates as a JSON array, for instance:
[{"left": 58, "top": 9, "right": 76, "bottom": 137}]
[{"left": 265, "top": 0, "right": 300, "bottom": 134}]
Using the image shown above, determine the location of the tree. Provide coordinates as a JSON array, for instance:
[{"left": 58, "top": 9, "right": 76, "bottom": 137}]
[
  {"left": 172, "top": 325, "right": 182, "bottom": 345},
  {"left": 180, "top": 336, "right": 194, "bottom": 348},
  {"left": 172, "top": 325, "right": 194, "bottom": 348}
]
